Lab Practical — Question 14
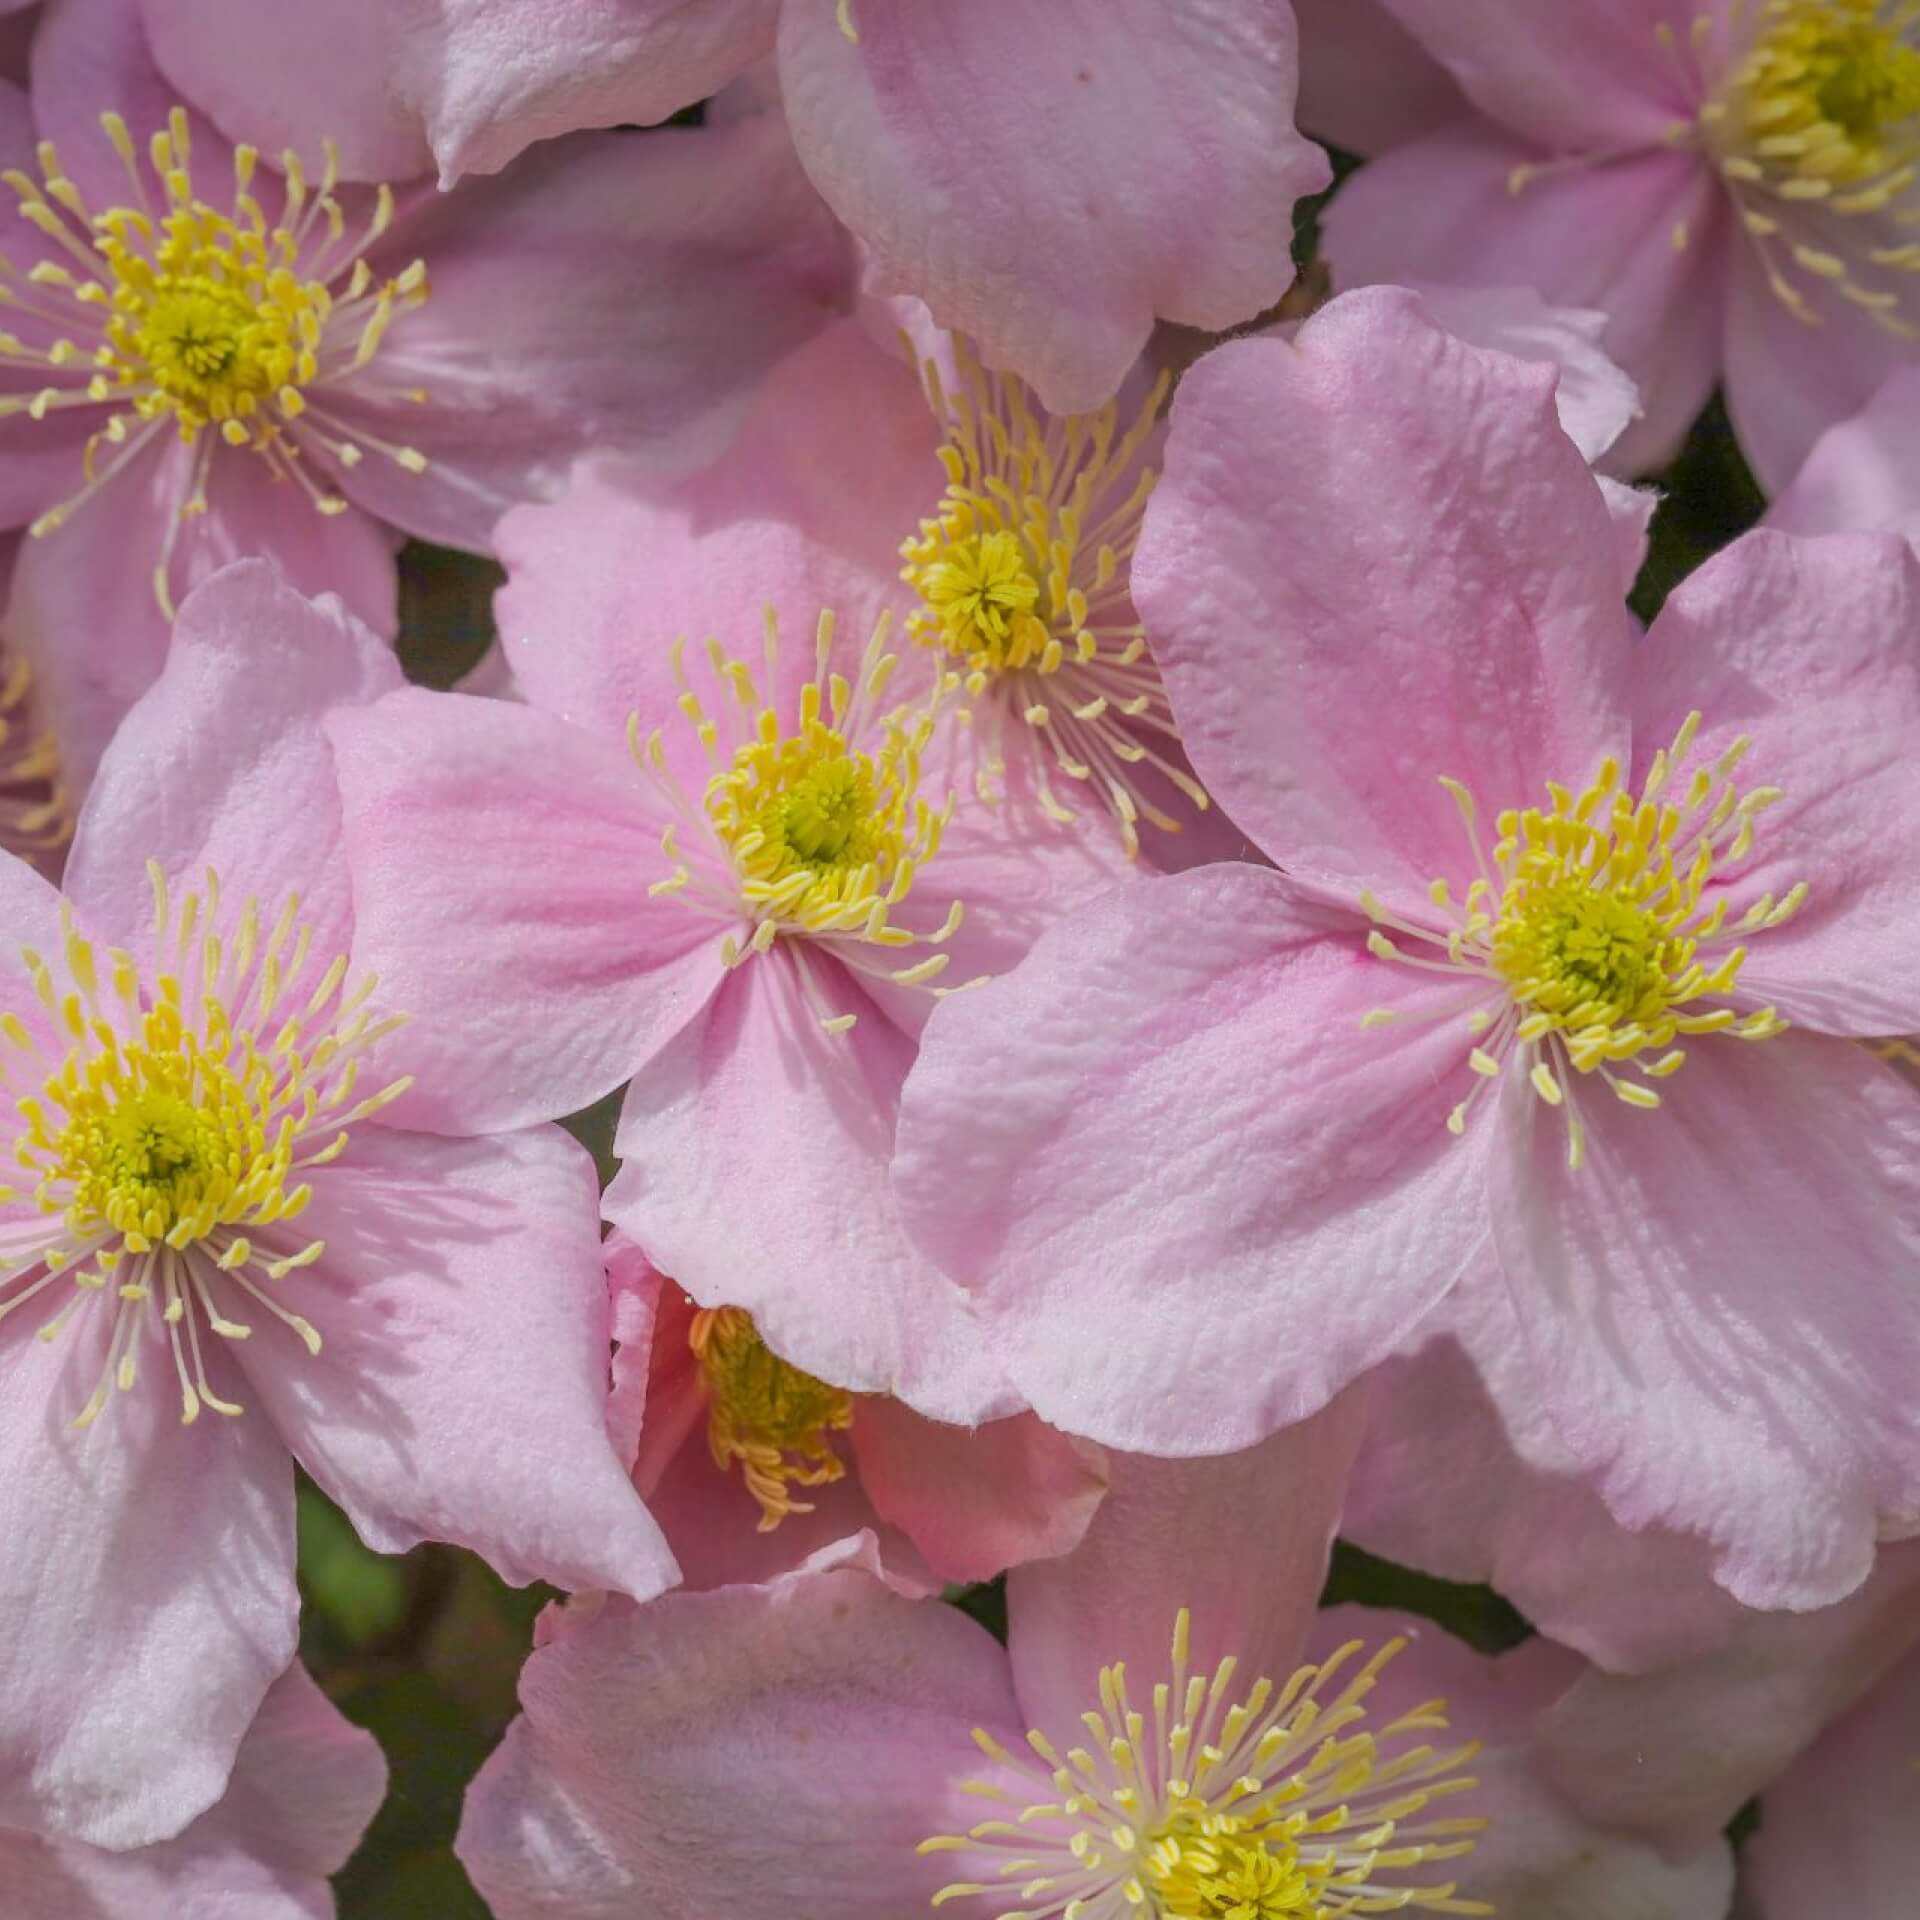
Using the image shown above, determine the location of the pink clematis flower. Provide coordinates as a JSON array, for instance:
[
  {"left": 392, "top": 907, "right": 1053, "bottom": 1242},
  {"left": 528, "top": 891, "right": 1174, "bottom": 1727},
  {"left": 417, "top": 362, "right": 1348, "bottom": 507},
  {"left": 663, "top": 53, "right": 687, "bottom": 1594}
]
[
  {"left": 603, "top": 1233, "right": 1105, "bottom": 1592},
  {"left": 0, "top": 534, "right": 72, "bottom": 876},
  {"left": 1766, "top": 365, "right": 1920, "bottom": 543},
  {"left": 0, "top": 0, "right": 848, "bottom": 792},
  {"left": 1315, "top": 0, "right": 1920, "bottom": 486},
  {"left": 456, "top": 1397, "right": 1733, "bottom": 1920},
  {"left": 892, "top": 288, "right": 1920, "bottom": 1612},
  {"left": 363, "top": 0, "right": 1328, "bottom": 414},
  {"left": 0, "top": 559, "right": 674, "bottom": 1851},
  {"left": 1, "top": 1662, "right": 385, "bottom": 1918}
]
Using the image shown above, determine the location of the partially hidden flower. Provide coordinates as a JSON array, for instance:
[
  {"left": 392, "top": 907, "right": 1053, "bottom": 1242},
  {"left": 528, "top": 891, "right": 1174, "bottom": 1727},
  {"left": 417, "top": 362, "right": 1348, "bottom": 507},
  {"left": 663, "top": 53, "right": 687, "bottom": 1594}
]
[
  {"left": 1765, "top": 364, "right": 1920, "bottom": 544},
  {"left": 0, "top": 535, "right": 72, "bottom": 876},
  {"left": 604, "top": 1233, "right": 1105, "bottom": 1592},
  {"left": 891, "top": 287, "right": 1920, "bottom": 1612},
  {"left": 1317, "top": 0, "right": 1920, "bottom": 485},
  {"left": 0, "top": 0, "right": 848, "bottom": 790},
  {"left": 0, "top": 1663, "right": 384, "bottom": 1918},
  {"left": 0, "top": 559, "right": 674, "bottom": 1851}
]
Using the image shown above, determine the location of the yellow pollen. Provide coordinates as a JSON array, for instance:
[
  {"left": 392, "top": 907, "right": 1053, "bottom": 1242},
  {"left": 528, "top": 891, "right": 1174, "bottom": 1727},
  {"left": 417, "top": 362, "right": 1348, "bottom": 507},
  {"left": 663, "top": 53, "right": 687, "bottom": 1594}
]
[
  {"left": 689, "top": 1305, "right": 854, "bottom": 1530},
  {"left": 1, "top": 862, "right": 411, "bottom": 1429},
  {"left": 922, "top": 1609, "right": 1490, "bottom": 1920},
  {"left": 899, "top": 341, "right": 1205, "bottom": 855},
  {"left": 1359, "top": 714, "right": 1802, "bottom": 1165}
]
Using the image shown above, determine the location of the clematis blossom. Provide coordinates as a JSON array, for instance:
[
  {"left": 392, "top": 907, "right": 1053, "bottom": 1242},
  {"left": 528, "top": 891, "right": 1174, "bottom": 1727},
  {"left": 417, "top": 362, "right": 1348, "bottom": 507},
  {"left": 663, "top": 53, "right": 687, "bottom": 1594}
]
[
  {"left": 0, "top": 559, "right": 674, "bottom": 1852},
  {"left": 891, "top": 287, "right": 1920, "bottom": 1613},
  {"left": 603, "top": 1234, "right": 1105, "bottom": 1592},
  {"left": 1765, "top": 365, "right": 1920, "bottom": 544},
  {"left": 0, "top": 1662, "right": 385, "bottom": 1918},
  {"left": 1316, "top": 0, "right": 1920, "bottom": 486},
  {"left": 0, "top": 0, "right": 847, "bottom": 791}
]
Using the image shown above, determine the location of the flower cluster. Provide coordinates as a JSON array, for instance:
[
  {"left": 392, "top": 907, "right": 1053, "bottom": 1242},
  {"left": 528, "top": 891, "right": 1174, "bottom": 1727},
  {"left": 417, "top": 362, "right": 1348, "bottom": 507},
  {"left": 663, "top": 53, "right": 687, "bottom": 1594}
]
[{"left": 0, "top": 1, "right": 1911, "bottom": 1915}]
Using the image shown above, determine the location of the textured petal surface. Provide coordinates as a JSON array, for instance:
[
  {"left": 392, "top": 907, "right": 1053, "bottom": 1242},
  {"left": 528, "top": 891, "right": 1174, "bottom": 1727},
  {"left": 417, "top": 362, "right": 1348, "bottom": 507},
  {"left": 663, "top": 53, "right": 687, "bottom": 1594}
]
[
  {"left": 1134, "top": 290, "right": 1634, "bottom": 910},
  {"left": 1766, "top": 369, "right": 1920, "bottom": 543},
  {"left": 1491, "top": 1037, "right": 1920, "bottom": 1612},
  {"left": 456, "top": 1538, "right": 1022, "bottom": 1920},
  {"left": 234, "top": 1124, "right": 679, "bottom": 1600},
  {"left": 779, "top": 0, "right": 1328, "bottom": 413},
  {"left": 893, "top": 863, "right": 1488, "bottom": 1455}
]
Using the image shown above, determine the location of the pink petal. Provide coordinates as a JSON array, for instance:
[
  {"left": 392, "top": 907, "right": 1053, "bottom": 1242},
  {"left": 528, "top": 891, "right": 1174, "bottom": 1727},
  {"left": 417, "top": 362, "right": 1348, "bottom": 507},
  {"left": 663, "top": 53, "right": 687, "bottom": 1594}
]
[
  {"left": 1345, "top": 1259, "right": 1752, "bottom": 1674},
  {"left": 62, "top": 559, "right": 400, "bottom": 964},
  {"left": 1290, "top": 0, "right": 1461, "bottom": 156},
  {"left": 1536, "top": 1541, "right": 1920, "bottom": 1855},
  {"left": 327, "top": 688, "right": 725, "bottom": 1131},
  {"left": 778, "top": 0, "right": 1329, "bottom": 414},
  {"left": 1323, "top": 125, "right": 1727, "bottom": 475},
  {"left": 455, "top": 1536, "right": 1022, "bottom": 1919},
  {"left": 606, "top": 950, "right": 1018, "bottom": 1426},
  {"left": 1766, "top": 368, "right": 1920, "bottom": 544},
  {"left": 233, "top": 1123, "right": 680, "bottom": 1600},
  {"left": 327, "top": 116, "right": 852, "bottom": 554},
  {"left": 1006, "top": 1391, "right": 1369, "bottom": 1741},
  {"left": 893, "top": 863, "right": 1488, "bottom": 1455},
  {"left": 1490, "top": 1034, "right": 1920, "bottom": 1612},
  {"left": 1133, "top": 290, "right": 1634, "bottom": 910},
  {"left": 1634, "top": 528, "right": 1920, "bottom": 1034},
  {"left": 139, "top": 0, "right": 433, "bottom": 180},
  {"left": 391, "top": 0, "right": 776, "bottom": 181},
  {"left": 1372, "top": 0, "right": 1694, "bottom": 147},
  {"left": 0, "top": 1302, "right": 297, "bottom": 1850},
  {"left": 1743, "top": 1643, "right": 1920, "bottom": 1915},
  {"left": 852, "top": 1399, "right": 1108, "bottom": 1587}
]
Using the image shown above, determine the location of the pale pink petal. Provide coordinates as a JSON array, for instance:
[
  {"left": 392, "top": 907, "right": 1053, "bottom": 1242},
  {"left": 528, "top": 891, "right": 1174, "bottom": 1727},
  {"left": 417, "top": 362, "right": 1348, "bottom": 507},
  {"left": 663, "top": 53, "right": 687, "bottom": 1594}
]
[
  {"left": 1633, "top": 528, "right": 1920, "bottom": 1034},
  {"left": 1743, "top": 1643, "right": 1920, "bottom": 1915},
  {"left": 140, "top": 0, "right": 433, "bottom": 180},
  {"left": 62, "top": 559, "right": 401, "bottom": 963},
  {"left": 327, "top": 117, "right": 852, "bottom": 554},
  {"left": 1006, "top": 1391, "right": 1369, "bottom": 1740},
  {"left": 852, "top": 1400, "right": 1108, "bottom": 1587},
  {"left": 327, "top": 689, "right": 725, "bottom": 1131},
  {"left": 233, "top": 1123, "right": 680, "bottom": 1600},
  {"left": 778, "top": 0, "right": 1328, "bottom": 414},
  {"left": 455, "top": 1536, "right": 1022, "bottom": 1920},
  {"left": 893, "top": 864, "right": 1488, "bottom": 1455},
  {"left": 1133, "top": 291, "right": 1634, "bottom": 909},
  {"left": 1537, "top": 1542, "right": 1920, "bottom": 1855},
  {"left": 1599, "top": 475, "right": 1659, "bottom": 594},
  {"left": 392, "top": 0, "right": 777, "bottom": 181},
  {"left": 0, "top": 1302, "right": 297, "bottom": 1850},
  {"left": 1766, "top": 369, "right": 1920, "bottom": 543},
  {"left": 1308, "top": 1611, "right": 1736, "bottom": 1919},
  {"left": 1323, "top": 125, "right": 1727, "bottom": 475},
  {"left": 1290, "top": 0, "right": 1461, "bottom": 155},
  {"left": 1345, "top": 1259, "right": 1750, "bottom": 1674},
  {"left": 1371, "top": 0, "right": 1694, "bottom": 146},
  {"left": 606, "top": 949, "right": 1018, "bottom": 1426},
  {"left": 1491, "top": 1036, "right": 1920, "bottom": 1612},
  {"left": 603, "top": 1234, "right": 665, "bottom": 1474}
]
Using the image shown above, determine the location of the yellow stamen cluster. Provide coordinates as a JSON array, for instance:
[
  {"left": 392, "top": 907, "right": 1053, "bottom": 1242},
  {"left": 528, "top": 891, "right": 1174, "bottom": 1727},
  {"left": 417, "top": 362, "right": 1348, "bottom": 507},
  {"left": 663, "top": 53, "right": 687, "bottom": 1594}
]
[
  {"left": 0, "top": 657, "right": 71, "bottom": 864},
  {"left": 631, "top": 609, "right": 978, "bottom": 1033},
  {"left": 899, "top": 344, "right": 1204, "bottom": 857},
  {"left": 1361, "top": 713, "right": 1801, "bottom": 1169},
  {"left": 0, "top": 863, "right": 410, "bottom": 1429},
  {"left": 922, "top": 1610, "right": 1489, "bottom": 1920},
  {"left": 1, "top": 107, "right": 429, "bottom": 607},
  {"left": 689, "top": 1305, "right": 854, "bottom": 1530}
]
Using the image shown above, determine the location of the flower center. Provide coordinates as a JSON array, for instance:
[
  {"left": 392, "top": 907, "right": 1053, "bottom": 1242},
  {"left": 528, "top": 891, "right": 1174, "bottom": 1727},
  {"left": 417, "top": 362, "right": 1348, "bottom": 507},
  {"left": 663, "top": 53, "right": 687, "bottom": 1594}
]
[
  {"left": 1, "top": 864, "right": 411, "bottom": 1429},
  {"left": 1360, "top": 713, "right": 1802, "bottom": 1169},
  {"left": 898, "top": 343, "right": 1204, "bottom": 855},
  {"left": 922, "top": 1610, "right": 1488, "bottom": 1920},
  {"left": 633, "top": 609, "right": 977, "bottom": 1033},
  {"left": 689, "top": 1305, "right": 853, "bottom": 1530}
]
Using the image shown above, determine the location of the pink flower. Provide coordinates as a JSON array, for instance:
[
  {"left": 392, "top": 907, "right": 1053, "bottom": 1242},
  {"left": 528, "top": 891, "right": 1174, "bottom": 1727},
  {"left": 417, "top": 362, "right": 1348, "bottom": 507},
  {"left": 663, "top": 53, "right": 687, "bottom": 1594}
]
[
  {"left": 892, "top": 288, "right": 1920, "bottom": 1612},
  {"left": 0, "top": 0, "right": 848, "bottom": 792},
  {"left": 604, "top": 1234, "right": 1105, "bottom": 1592},
  {"left": 1766, "top": 366, "right": 1920, "bottom": 543},
  {"left": 0, "top": 559, "right": 674, "bottom": 1850},
  {"left": 328, "top": 457, "right": 1133, "bottom": 1423},
  {"left": 366, "top": 0, "right": 1327, "bottom": 413},
  {"left": 0, "top": 537, "right": 72, "bottom": 877},
  {"left": 1315, "top": 0, "right": 1920, "bottom": 485},
  {"left": 0, "top": 1662, "right": 384, "bottom": 1918},
  {"left": 456, "top": 1400, "right": 1731, "bottom": 1920}
]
